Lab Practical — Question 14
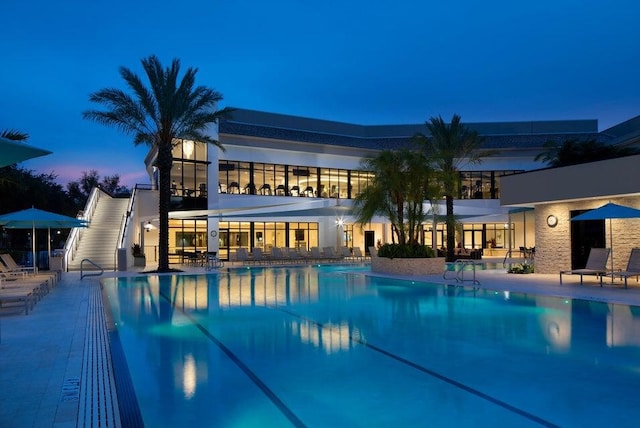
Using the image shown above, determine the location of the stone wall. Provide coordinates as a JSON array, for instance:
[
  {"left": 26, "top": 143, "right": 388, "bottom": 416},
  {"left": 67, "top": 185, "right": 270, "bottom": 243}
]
[
  {"left": 371, "top": 256, "right": 446, "bottom": 275},
  {"left": 535, "top": 197, "right": 640, "bottom": 274}
]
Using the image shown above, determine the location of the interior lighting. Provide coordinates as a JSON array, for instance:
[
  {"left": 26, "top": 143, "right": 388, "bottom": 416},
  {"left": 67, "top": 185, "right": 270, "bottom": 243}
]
[{"left": 183, "top": 140, "right": 194, "bottom": 159}]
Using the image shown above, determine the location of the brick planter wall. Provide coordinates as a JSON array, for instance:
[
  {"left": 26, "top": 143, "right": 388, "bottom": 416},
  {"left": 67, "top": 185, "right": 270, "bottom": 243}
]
[{"left": 371, "top": 257, "right": 446, "bottom": 275}]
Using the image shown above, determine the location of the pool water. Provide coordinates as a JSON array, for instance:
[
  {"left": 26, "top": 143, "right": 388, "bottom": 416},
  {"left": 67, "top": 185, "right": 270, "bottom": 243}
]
[{"left": 102, "top": 265, "right": 640, "bottom": 427}]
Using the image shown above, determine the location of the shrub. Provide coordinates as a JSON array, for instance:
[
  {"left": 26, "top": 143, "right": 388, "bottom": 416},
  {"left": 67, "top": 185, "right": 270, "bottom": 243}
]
[
  {"left": 507, "top": 263, "right": 534, "bottom": 274},
  {"left": 377, "top": 243, "right": 436, "bottom": 258}
]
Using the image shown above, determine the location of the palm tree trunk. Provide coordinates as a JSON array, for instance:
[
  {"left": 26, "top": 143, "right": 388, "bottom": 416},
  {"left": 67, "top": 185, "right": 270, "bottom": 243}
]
[{"left": 445, "top": 194, "right": 456, "bottom": 262}]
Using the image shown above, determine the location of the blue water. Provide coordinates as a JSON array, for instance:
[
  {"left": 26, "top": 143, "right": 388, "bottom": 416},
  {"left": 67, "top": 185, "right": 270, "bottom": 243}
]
[{"left": 102, "top": 266, "right": 640, "bottom": 427}]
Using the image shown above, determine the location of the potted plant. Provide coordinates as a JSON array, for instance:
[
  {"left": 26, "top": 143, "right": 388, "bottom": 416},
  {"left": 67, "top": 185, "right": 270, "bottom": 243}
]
[{"left": 131, "top": 243, "right": 146, "bottom": 267}]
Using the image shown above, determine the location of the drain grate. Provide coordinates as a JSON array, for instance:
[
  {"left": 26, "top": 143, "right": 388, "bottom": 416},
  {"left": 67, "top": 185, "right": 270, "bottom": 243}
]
[
  {"left": 78, "top": 283, "right": 121, "bottom": 427},
  {"left": 61, "top": 377, "right": 81, "bottom": 402}
]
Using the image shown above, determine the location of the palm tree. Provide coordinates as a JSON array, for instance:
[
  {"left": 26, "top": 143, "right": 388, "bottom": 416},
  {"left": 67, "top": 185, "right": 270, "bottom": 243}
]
[
  {"left": 414, "top": 114, "right": 489, "bottom": 262},
  {"left": 352, "top": 149, "right": 436, "bottom": 246},
  {"left": 1, "top": 130, "right": 29, "bottom": 141},
  {"left": 83, "top": 55, "right": 232, "bottom": 272},
  {"left": 535, "top": 138, "right": 640, "bottom": 167}
]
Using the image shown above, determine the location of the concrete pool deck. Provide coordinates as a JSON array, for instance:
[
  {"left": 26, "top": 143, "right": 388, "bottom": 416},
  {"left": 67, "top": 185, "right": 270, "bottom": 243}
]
[{"left": 2, "top": 263, "right": 640, "bottom": 427}]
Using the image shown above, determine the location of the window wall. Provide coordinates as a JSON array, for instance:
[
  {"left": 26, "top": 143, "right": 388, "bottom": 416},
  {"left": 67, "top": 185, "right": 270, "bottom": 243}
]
[
  {"left": 218, "top": 159, "right": 520, "bottom": 201},
  {"left": 168, "top": 218, "right": 208, "bottom": 262},
  {"left": 171, "top": 139, "right": 208, "bottom": 197},
  {"left": 219, "top": 161, "right": 367, "bottom": 199},
  {"left": 218, "top": 221, "right": 319, "bottom": 260}
]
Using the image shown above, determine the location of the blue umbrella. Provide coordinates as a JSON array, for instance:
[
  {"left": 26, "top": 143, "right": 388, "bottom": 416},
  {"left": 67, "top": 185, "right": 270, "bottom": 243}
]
[
  {"left": 0, "top": 208, "right": 88, "bottom": 269},
  {"left": 0, "top": 136, "right": 52, "bottom": 167},
  {"left": 571, "top": 202, "right": 640, "bottom": 279}
]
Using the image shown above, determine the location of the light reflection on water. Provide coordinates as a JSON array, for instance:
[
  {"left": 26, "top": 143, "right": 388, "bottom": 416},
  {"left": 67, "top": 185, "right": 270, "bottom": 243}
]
[{"left": 103, "top": 266, "right": 640, "bottom": 427}]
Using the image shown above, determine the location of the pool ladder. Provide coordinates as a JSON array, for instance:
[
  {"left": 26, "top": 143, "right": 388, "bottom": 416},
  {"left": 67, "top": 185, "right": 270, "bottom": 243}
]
[{"left": 443, "top": 259, "right": 480, "bottom": 285}]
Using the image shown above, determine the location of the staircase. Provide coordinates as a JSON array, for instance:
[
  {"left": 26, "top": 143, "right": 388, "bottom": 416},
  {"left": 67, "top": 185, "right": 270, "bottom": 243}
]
[{"left": 67, "top": 195, "right": 129, "bottom": 271}]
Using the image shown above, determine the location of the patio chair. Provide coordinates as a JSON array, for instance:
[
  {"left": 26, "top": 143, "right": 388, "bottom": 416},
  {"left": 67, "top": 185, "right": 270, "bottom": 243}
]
[
  {"left": 235, "top": 248, "right": 249, "bottom": 265},
  {"left": 323, "top": 247, "right": 343, "bottom": 261},
  {"left": 352, "top": 247, "right": 366, "bottom": 261},
  {"left": 560, "top": 247, "right": 610, "bottom": 286},
  {"left": 607, "top": 248, "right": 640, "bottom": 288},
  {"left": 0, "top": 253, "right": 37, "bottom": 274}
]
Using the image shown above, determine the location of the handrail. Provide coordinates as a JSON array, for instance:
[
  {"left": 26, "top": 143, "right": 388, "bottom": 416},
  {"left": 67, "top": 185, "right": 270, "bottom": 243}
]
[
  {"left": 118, "top": 185, "right": 139, "bottom": 249},
  {"left": 81, "top": 258, "right": 104, "bottom": 279},
  {"left": 64, "top": 187, "right": 102, "bottom": 271},
  {"left": 443, "top": 259, "right": 480, "bottom": 285}
]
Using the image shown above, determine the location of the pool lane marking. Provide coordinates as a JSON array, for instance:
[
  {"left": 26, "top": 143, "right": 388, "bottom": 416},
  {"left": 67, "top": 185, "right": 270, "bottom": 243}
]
[
  {"left": 158, "top": 291, "right": 306, "bottom": 428},
  {"left": 274, "top": 306, "right": 559, "bottom": 428}
]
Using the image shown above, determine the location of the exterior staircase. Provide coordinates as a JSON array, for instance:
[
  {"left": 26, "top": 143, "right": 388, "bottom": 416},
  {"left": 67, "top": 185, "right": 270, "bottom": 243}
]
[{"left": 67, "top": 195, "right": 129, "bottom": 271}]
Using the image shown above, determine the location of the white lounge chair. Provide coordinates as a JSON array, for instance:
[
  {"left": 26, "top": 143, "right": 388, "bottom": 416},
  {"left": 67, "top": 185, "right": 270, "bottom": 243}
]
[{"left": 560, "top": 248, "right": 610, "bottom": 286}]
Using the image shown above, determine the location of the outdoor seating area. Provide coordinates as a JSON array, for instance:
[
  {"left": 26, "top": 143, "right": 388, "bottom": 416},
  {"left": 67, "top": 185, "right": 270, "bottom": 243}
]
[
  {"left": 232, "top": 246, "right": 369, "bottom": 266},
  {"left": 0, "top": 253, "right": 57, "bottom": 315}
]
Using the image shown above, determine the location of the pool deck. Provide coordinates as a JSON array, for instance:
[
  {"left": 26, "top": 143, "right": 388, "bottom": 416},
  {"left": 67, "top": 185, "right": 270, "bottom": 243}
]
[{"left": 2, "top": 263, "right": 640, "bottom": 427}]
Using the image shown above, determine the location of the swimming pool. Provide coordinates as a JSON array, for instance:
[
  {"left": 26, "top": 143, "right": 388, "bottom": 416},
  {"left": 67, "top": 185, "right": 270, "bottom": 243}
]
[{"left": 102, "top": 265, "right": 640, "bottom": 427}]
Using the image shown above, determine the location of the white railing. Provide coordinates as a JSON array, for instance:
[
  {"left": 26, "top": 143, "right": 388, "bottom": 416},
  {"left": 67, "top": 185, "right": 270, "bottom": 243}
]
[{"left": 64, "top": 187, "right": 103, "bottom": 271}]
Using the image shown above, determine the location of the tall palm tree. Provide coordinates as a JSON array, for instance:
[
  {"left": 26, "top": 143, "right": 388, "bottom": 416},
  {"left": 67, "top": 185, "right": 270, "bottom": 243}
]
[
  {"left": 352, "top": 149, "right": 436, "bottom": 245},
  {"left": 83, "top": 55, "right": 232, "bottom": 272},
  {"left": 415, "top": 114, "right": 488, "bottom": 262}
]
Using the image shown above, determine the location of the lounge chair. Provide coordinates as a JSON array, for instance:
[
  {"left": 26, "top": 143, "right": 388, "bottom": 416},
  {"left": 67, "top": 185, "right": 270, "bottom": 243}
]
[
  {"left": 341, "top": 246, "right": 353, "bottom": 261},
  {"left": 368, "top": 246, "right": 378, "bottom": 258},
  {"left": 251, "top": 247, "right": 268, "bottom": 265},
  {"left": 1, "top": 254, "right": 58, "bottom": 286},
  {"left": 323, "top": 247, "right": 343, "bottom": 261},
  {"left": 560, "top": 248, "right": 610, "bottom": 286},
  {"left": 0, "top": 253, "right": 37, "bottom": 274},
  {"left": 607, "top": 248, "right": 640, "bottom": 288},
  {"left": 352, "top": 247, "right": 367, "bottom": 261}
]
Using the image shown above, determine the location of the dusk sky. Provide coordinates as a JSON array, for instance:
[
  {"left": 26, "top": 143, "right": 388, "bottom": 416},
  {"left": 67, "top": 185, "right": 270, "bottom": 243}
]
[{"left": 2, "top": 1, "right": 639, "bottom": 187}]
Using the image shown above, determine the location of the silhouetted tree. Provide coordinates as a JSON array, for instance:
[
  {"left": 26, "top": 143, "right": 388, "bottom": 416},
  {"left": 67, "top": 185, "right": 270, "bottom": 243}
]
[
  {"left": 67, "top": 170, "right": 130, "bottom": 209},
  {"left": 83, "top": 55, "right": 232, "bottom": 272},
  {"left": 535, "top": 139, "right": 640, "bottom": 167}
]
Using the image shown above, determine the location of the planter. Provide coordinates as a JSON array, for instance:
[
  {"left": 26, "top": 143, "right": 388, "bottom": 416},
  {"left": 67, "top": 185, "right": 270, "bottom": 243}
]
[
  {"left": 371, "top": 256, "right": 445, "bottom": 276},
  {"left": 133, "top": 255, "right": 146, "bottom": 267}
]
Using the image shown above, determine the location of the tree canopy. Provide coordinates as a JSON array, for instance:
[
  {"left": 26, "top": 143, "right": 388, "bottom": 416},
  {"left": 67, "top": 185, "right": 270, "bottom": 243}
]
[{"left": 534, "top": 139, "right": 640, "bottom": 167}]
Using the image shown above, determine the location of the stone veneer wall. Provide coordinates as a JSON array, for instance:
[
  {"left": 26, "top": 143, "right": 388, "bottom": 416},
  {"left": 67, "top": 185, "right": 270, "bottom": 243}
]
[
  {"left": 371, "top": 256, "right": 446, "bottom": 275},
  {"left": 535, "top": 197, "right": 640, "bottom": 274}
]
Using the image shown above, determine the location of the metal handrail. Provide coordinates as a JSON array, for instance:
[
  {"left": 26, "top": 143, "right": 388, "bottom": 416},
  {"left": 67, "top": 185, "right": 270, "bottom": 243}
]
[
  {"left": 80, "top": 258, "right": 104, "bottom": 279},
  {"left": 443, "top": 259, "right": 480, "bottom": 285},
  {"left": 64, "top": 187, "right": 102, "bottom": 271}
]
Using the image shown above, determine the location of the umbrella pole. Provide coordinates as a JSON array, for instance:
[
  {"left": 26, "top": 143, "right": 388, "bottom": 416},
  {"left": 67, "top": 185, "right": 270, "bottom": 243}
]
[
  {"left": 610, "top": 218, "right": 614, "bottom": 282},
  {"left": 32, "top": 222, "right": 36, "bottom": 273},
  {"left": 48, "top": 227, "right": 52, "bottom": 270}
]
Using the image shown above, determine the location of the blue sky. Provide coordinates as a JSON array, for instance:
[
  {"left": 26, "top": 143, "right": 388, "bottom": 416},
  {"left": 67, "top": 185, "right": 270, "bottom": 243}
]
[{"left": 2, "top": 0, "right": 640, "bottom": 187}]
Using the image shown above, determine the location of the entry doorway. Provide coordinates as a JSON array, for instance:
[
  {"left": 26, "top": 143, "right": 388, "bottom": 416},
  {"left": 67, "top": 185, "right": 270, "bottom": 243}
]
[
  {"left": 218, "top": 228, "right": 230, "bottom": 261},
  {"left": 570, "top": 210, "right": 605, "bottom": 269},
  {"left": 364, "top": 231, "right": 375, "bottom": 255}
]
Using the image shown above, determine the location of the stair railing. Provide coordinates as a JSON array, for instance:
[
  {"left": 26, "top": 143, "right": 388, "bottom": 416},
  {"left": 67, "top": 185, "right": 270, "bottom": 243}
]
[{"left": 64, "top": 187, "right": 103, "bottom": 271}]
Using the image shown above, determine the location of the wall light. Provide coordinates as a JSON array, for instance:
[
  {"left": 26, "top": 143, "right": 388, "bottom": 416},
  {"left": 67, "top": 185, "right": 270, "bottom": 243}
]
[{"left": 546, "top": 215, "right": 558, "bottom": 228}]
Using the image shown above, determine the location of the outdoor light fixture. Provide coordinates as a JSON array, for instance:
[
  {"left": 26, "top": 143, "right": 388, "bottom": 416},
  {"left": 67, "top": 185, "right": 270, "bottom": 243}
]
[
  {"left": 144, "top": 221, "right": 154, "bottom": 232},
  {"left": 547, "top": 215, "right": 558, "bottom": 228}
]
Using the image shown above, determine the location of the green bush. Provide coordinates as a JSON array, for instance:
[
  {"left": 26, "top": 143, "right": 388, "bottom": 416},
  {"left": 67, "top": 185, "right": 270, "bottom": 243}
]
[
  {"left": 507, "top": 263, "right": 535, "bottom": 274},
  {"left": 377, "top": 243, "right": 436, "bottom": 258}
]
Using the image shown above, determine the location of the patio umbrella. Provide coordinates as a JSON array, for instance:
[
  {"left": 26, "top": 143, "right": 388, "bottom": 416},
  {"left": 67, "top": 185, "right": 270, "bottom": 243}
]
[
  {"left": 0, "top": 136, "right": 52, "bottom": 167},
  {"left": 0, "top": 208, "right": 88, "bottom": 269},
  {"left": 571, "top": 202, "right": 640, "bottom": 279}
]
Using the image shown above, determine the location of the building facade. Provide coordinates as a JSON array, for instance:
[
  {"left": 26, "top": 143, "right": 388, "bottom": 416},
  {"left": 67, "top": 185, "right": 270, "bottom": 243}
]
[{"left": 133, "top": 108, "right": 630, "bottom": 264}]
